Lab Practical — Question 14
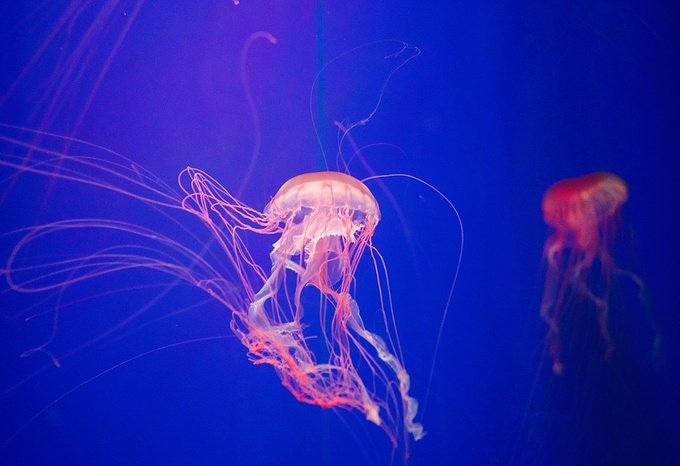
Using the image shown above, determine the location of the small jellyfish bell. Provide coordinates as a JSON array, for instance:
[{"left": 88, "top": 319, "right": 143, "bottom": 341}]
[
  {"left": 540, "top": 172, "right": 631, "bottom": 374},
  {"left": 542, "top": 172, "right": 628, "bottom": 263}
]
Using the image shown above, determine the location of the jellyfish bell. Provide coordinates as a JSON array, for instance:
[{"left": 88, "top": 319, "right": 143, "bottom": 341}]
[
  {"left": 542, "top": 172, "right": 628, "bottom": 259},
  {"left": 263, "top": 171, "right": 381, "bottom": 287},
  {"left": 266, "top": 171, "right": 381, "bottom": 220},
  {"left": 539, "top": 171, "right": 642, "bottom": 375}
]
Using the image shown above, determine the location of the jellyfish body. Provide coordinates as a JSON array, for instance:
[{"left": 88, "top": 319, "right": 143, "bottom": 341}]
[
  {"left": 540, "top": 172, "right": 628, "bottom": 374},
  {"left": 183, "top": 170, "right": 423, "bottom": 446},
  {"left": 1, "top": 126, "right": 425, "bottom": 450}
]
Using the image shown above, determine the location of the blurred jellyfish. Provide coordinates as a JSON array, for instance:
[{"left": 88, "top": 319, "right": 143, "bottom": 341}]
[{"left": 539, "top": 172, "right": 652, "bottom": 374}]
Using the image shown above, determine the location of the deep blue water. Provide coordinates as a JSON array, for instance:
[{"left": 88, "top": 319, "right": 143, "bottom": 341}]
[{"left": 1, "top": 2, "right": 678, "bottom": 465}]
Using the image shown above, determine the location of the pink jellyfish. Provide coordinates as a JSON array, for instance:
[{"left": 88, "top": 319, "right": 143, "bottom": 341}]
[
  {"left": 540, "top": 172, "right": 634, "bottom": 375},
  {"left": 0, "top": 127, "right": 427, "bottom": 454},
  {"left": 181, "top": 169, "right": 424, "bottom": 448}
]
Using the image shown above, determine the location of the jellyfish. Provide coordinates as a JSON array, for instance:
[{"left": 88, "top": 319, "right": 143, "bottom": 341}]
[
  {"left": 540, "top": 172, "right": 644, "bottom": 374},
  {"left": 181, "top": 168, "right": 424, "bottom": 447},
  {"left": 1, "top": 30, "right": 434, "bottom": 456},
  {"left": 1, "top": 127, "right": 427, "bottom": 449}
]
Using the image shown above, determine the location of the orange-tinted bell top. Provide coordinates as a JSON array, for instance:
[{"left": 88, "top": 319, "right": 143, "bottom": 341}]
[{"left": 542, "top": 172, "right": 628, "bottom": 230}]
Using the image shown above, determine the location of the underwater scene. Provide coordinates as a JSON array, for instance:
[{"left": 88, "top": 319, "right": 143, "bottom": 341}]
[{"left": 1, "top": 2, "right": 678, "bottom": 465}]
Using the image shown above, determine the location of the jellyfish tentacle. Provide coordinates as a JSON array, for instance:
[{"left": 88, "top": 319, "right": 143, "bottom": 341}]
[
  {"left": 575, "top": 280, "right": 614, "bottom": 359},
  {"left": 344, "top": 294, "right": 425, "bottom": 440},
  {"left": 540, "top": 260, "right": 567, "bottom": 374}
]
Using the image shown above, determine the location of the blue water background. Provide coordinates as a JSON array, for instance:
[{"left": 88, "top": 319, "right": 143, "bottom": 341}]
[{"left": 1, "top": 2, "right": 678, "bottom": 465}]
